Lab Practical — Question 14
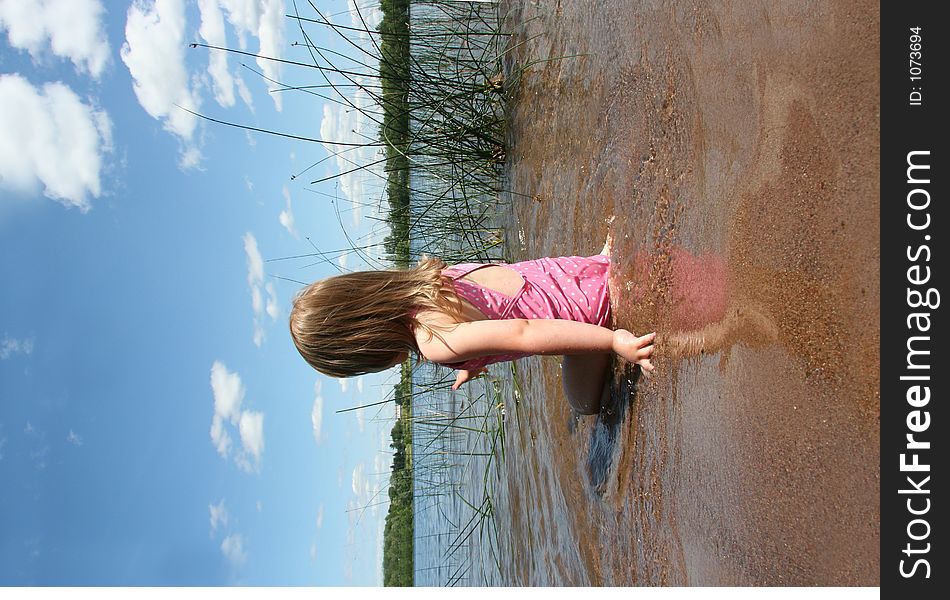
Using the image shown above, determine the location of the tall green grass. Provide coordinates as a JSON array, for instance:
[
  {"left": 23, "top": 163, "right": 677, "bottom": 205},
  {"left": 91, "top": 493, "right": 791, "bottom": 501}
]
[{"left": 314, "top": 0, "right": 521, "bottom": 585}]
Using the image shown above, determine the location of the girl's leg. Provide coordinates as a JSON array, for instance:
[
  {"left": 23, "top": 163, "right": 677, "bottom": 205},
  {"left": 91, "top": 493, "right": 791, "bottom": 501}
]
[
  {"left": 562, "top": 353, "right": 612, "bottom": 415},
  {"left": 557, "top": 218, "right": 617, "bottom": 414},
  {"left": 561, "top": 220, "right": 615, "bottom": 414}
]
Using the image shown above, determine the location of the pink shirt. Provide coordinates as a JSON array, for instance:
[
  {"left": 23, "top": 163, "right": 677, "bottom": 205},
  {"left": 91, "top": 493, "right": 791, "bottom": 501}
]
[{"left": 438, "top": 255, "right": 612, "bottom": 370}]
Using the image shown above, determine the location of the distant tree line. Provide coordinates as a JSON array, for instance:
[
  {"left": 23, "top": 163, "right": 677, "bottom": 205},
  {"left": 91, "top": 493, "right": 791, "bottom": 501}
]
[
  {"left": 379, "top": 0, "right": 412, "bottom": 268},
  {"left": 382, "top": 359, "right": 414, "bottom": 585}
]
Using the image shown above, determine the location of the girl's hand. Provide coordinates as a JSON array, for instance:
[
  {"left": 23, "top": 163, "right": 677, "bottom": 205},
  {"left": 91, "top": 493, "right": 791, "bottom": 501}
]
[
  {"left": 612, "top": 329, "right": 656, "bottom": 373},
  {"left": 452, "top": 367, "right": 487, "bottom": 390}
]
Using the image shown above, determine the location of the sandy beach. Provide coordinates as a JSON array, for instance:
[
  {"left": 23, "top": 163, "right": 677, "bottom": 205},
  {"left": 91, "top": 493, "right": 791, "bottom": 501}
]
[{"left": 491, "top": 0, "right": 880, "bottom": 585}]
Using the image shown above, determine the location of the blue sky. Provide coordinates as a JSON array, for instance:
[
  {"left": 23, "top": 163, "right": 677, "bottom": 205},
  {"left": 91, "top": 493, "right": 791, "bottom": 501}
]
[{"left": 0, "top": 0, "right": 398, "bottom": 585}]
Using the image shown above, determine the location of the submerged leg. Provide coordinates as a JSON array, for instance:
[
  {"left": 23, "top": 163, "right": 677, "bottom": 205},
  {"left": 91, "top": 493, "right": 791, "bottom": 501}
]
[
  {"left": 566, "top": 220, "right": 616, "bottom": 415},
  {"left": 562, "top": 353, "right": 612, "bottom": 415}
]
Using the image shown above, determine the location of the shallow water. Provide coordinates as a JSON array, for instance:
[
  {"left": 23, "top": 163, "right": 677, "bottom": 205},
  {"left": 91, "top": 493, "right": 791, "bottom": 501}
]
[{"left": 416, "top": 0, "right": 879, "bottom": 586}]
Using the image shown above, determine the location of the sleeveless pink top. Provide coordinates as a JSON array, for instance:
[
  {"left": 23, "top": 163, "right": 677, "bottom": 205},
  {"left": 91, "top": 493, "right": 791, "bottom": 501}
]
[{"left": 437, "top": 255, "right": 612, "bottom": 370}]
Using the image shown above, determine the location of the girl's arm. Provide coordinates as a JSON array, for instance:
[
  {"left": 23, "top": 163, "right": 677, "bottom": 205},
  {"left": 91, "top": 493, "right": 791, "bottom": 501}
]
[{"left": 416, "top": 315, "right": 655, "bottom": 370}]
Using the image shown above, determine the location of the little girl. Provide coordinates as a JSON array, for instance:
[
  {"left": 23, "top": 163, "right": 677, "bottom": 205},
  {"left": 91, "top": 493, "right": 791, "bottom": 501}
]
[{"left": 288, "top": 240, "right": 655, "bottom": 415}]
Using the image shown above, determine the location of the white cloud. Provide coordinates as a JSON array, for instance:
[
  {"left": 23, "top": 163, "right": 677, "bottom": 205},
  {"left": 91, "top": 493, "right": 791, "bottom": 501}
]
[
  {"left": 351, "top": 463, "right": 366, "bottom": 498},
  {"left": 217, "top": 0, "right": 258, "bottom": 47},
  {"left": 1, "top": 334, "right": 35, "bottom": 359},
  {"left": 346, "top": 0, "right": 381, "bottom": 36},
  {"left": 236, "top": 410, "right": 264, "bottom": 471},
  {"left": 255, "top": 500, "right": 262, "bottom": 512},
  {"left": 264, "top": 282, "right": 278, "bottom": 320},
  {"left": 349, "top": 456, "right": 383, "bottom": 519},
  {"left": 0, "top": 74, "right": 112, "bottom": 211},
  {"left": 196, "top": 0, "right": 235, "bottom": 108},
  {"left": 209, "top": 361, "right": 265, "bottom": 472},
  {"left": 278, "top": 185, "right": 298, "bottom": 238},
  {"left": 178, "top": 146, "right": 203, "bottom": 171},
  {"left": 243, "top": 232, "right": 272, "bottom": 346},
  {"left": 350, "top": 460, "right": 382, "bottom": 516},
  {"left": 309, "top": 543, "right": 317, "bottom": 561},
  {"left": 355, "top": 407, "right": 365, "bottom": 433},
  {"left": 318, "top": 103, "right": 371, "bottom": 227},
  {"left": 347, "top": 446, "right": 388, "bottom": 534},
  {"left": 255, "top": 0, "right": 284, "bottom": 111},
  {"left": 356, "top": 376, "right": 364, "bottom": 394},
  {"left": 214, "top": 0, "right": 284, "bottom": 111},
  {"left": 209, "top": 499, "right": 229, "bottom": 534},
  {"left": 316, "top": 3, "right": 384, "bottom": 229},
  {"left": 310, "top": 381, "right": 324, "bottom": 444},
  {"left": 65, "top": 430, "right": 82, "bottom": 446},
  {"left": 277, "top": 208, "right": 295, "bottom": 237},
  {"left": 194, "top": 0, "right": 253, "bottom": 113},
  {"left": 116, "top": 0, "right": 290, "bottom": 167},
  {"left": 250, "top": 285, "right": 263, "bottom": 315},
  {"left": 120, "top": 0, "right": 202, "bottom": 165},
  {"left": 0, "top": 0, "right": 110, "bottom": 77},
  {"left": 236, "top": 76, "right": 253, "bottom": 111},
  {"left": 220, "top": 533, "right": 247, "bottom": 565},
  {"left": 338, "top": 378, "right": 348, "bottom": 393},
  {"left": 244, "top": 232, "right": 264, "bottom": 284},
  {"left": 315, "top": 504, "right": 324, "bottom": 529},
  {"left": 210, "top": 414, "right": 231, "bottom": 457},
  {"left": 210, "top": 360, "right": 244, "bottom": 422}
]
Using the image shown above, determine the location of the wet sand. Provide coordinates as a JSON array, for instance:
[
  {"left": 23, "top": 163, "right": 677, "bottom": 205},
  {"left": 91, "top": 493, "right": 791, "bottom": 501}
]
[{"left": 493, "top": 0, "right": 879, "bottom": 586}]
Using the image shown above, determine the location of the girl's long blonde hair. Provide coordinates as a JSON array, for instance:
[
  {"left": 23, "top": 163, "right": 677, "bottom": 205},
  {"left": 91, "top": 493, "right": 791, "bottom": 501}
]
[{"left": 289, "top": 256, "right": 463, "bottom": 377}]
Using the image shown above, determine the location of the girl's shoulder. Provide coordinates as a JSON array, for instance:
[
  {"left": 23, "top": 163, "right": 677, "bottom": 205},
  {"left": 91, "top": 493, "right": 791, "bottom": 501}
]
[
  {"left": 412, "top": 306, "right": 462, "bottom": 331},
  {"left": 411, "top": 308, "right": 461, "bottom": 355},
  {"left": 442, "top": 260, "right": 510, "bottom": 277}
]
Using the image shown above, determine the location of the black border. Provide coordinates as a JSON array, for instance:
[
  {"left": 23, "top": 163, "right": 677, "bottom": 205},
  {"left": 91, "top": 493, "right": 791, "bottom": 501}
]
[{"left": 881, "top": 1, "right": 946, "bottom": 596}]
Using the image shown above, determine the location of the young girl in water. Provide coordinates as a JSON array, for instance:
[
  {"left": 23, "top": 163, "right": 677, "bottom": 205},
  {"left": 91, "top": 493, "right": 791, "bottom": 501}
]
[{"left": 288, "top": 237, "right": 655, "bottom": 415}]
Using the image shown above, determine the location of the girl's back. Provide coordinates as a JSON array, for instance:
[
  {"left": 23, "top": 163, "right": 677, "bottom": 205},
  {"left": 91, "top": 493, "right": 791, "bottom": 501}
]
[
  {"left": 442, "top": 256, "right": 612, "bottom": 326},
  {"left": 416, "top": 256, "right": 614, "bottom": 371},
  {"left": 439, "top": 264, "right": 526, "bottom": 322}
]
